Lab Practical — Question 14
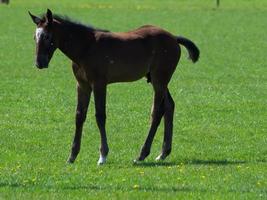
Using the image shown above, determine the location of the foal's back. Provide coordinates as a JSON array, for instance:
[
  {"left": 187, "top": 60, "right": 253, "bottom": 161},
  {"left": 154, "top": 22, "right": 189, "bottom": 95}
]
[{"left": 91, "top": 25, "right": 180, "bottom": 84}]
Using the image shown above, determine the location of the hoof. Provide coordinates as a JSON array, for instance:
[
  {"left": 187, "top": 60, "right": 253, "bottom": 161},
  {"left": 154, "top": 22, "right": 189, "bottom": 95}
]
[
  {"left": 155, "top": 154, "right": 166, "bottom": 161},
  {"left": 67, "top": 156, "right": 75, "bottom": 164},
  {"left": 133, "top": 159, "right": 143, "bottom": 164},
  {"left": 97, "top": 155, "right": 107, "bottom": 165},
  {"left": 133, "top": 155, "right": 146, "bottom": 164}
]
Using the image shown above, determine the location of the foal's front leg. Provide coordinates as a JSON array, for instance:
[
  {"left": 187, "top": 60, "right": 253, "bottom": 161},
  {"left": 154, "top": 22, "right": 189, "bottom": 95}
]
[
  {"left": 93, "top": 83, "right": 109, "bottom": 165},
  {"left": 67, "top": 85, "right": 91, "bottom": 163}
]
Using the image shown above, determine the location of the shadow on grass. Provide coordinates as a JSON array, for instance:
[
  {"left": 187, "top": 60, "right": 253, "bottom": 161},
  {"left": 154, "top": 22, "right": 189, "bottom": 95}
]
[
  {"left": 62, "top": 185, "right": 195, "bottom": 193},
  {"left": 133, "top": 159, "right": 246, "bottom": 167},
  {"left": 185, "top": 159, "right": 246, "bottom": 165},
  {"left": 0, "top": 181, "right": 197, "bottom": 193},
  {"left": 133, "top": 161, "right": 179, "bottom": 167}
]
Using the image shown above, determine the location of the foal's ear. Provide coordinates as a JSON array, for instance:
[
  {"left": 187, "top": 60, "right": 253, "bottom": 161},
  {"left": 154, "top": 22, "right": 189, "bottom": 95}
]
[
  {"left": 46, "top": 9, "right": 53, "bottom": 25},
  {"left": 28, "top": 11, "right": 41, "bottom": 25}
]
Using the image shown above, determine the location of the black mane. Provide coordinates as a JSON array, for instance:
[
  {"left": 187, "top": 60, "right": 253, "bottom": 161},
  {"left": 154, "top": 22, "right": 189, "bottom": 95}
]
[{"left": 41, "top": 14, "right": 109, "bottom": 32}]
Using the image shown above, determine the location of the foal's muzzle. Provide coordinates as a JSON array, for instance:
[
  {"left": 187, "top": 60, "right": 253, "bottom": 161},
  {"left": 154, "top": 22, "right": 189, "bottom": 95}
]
[{"left": 36, "top": 55, "right": 49, "bottom": 69}]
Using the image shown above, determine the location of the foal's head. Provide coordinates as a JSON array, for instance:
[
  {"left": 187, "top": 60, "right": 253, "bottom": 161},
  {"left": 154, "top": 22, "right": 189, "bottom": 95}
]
[{"left": 29, "top": 9, "right": 57, "bottom": 69}]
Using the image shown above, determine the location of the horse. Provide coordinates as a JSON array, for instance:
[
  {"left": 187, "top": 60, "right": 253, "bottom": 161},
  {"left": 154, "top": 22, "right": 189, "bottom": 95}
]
[{"left": 29, "top": 9, "right": 199, "bottom": 165}]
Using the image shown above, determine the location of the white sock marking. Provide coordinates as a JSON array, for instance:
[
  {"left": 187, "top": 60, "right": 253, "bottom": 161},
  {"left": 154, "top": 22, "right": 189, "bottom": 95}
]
[
  {"left": 155, "top": 155, "right": 163, "bottom": 161},
  {"left": 97, "top": 154, "right": 106, "bottom": 165}
]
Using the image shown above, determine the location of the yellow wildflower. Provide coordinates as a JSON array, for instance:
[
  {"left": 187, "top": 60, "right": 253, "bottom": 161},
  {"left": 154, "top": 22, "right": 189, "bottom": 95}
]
[{"left": 133, "top": 184, "right": 139, "bottom": 189}]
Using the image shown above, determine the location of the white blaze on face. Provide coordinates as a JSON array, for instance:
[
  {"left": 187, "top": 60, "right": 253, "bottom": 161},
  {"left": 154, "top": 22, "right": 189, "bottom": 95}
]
[{"left": 35, "top": 27, "right": 44, "bottom": 43}]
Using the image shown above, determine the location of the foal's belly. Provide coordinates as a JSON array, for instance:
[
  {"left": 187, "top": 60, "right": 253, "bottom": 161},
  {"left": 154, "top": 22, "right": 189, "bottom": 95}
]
[
  {"left": 106, "top": 57, "right": 150, "bottom": 83},
  {"left": 107, "top": 62, "right": 149, "bottom": 83}
]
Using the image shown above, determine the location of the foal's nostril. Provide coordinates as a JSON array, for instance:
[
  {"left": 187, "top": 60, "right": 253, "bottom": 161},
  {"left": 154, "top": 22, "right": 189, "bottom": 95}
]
[{"left": 36, "top": 55, "right": 49, "bottom": 69}]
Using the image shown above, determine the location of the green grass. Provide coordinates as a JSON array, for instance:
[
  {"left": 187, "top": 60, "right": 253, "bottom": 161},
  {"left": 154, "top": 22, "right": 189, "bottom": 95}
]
[{"left": 0, "top": 0, "right": 266, "bottom": 199}]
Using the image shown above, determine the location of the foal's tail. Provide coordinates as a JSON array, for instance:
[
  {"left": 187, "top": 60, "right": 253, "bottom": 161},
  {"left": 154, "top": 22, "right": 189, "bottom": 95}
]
[{"left": 177, "top": 36, "right": 200, "bottom": 63}]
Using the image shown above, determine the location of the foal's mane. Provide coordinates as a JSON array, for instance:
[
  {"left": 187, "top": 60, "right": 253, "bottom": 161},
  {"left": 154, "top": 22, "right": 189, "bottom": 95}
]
[{"left": 41, "top": 13, "right": 109, "bottom": 32}]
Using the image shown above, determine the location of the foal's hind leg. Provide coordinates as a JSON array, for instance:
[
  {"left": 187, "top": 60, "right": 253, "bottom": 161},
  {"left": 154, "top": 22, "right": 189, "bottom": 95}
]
[
  {"left": 156, "top": 89, "right": 175, "bottom": 161},
  {"left": 93, "top": 83, "right": 109, "bottom": 165},
  {"left": 67, "top": 85, "right": 91, "bottom": 163},
  {"left": 135, "top": 85, "right": 166, "bottom": 162}
]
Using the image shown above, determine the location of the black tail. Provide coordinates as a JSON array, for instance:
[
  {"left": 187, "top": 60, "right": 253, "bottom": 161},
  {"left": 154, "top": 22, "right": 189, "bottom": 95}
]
[{"left": 177, "top": 36, "right": 200, "bottom": 63}]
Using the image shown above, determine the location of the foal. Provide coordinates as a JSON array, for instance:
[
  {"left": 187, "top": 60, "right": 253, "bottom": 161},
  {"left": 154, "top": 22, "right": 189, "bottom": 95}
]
[{"left": 29, "top": 9, "right": 199, "bottom": 165}]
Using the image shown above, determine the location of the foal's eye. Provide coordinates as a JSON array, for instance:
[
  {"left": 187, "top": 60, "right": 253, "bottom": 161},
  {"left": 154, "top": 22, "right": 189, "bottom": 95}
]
[{"left": 44, "top": 35, "right": 50, "bottom": 40}]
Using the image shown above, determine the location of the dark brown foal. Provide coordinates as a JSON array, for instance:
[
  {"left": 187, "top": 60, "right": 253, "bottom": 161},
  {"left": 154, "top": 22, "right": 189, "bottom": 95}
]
[{"left": 29, "top": 9, "right": 199, "bottom": 165}]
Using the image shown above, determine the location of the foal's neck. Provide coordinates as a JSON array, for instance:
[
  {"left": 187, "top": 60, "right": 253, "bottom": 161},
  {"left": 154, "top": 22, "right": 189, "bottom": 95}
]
[{"left": 55, "top": 22, "right": 95, "bottom": 65}]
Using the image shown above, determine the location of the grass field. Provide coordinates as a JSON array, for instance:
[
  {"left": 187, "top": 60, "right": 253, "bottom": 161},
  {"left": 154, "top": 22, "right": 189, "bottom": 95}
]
[{"left": 0, "top": 0, "right": 266, "bottom": 199}]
